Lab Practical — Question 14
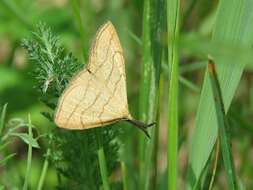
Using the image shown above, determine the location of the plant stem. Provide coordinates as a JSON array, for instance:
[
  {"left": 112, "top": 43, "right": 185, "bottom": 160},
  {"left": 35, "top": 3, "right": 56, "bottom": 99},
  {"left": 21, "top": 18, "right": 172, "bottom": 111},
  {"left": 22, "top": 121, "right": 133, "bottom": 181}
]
[
  {"left": 71, "top": 0, "right": 88, "bottom": 61},
  {"left": 95, "top": 129, "right": 110, "bottom": 190},
  {"left": 167, "top": 0, "right": 180, "bottom": 189},
  {"left": 36, "top": 148, "right": 51, "bottom": 190},
  {"left": 179, "top": 76, "right": 200, "bottom": 93},
  {"left": 208, "top": 58, "right": 236, "bottom": 190},
  {"left": 0, "top": 103, "right": 8, "bottom": 136},
  {"left": 138, "top": 0, "right": 152, "bottom": 188},
  {"left": 139, "top": 0, "right": 164, "bottom": 188},
  {"left": 152, "top": 71, "right": 164, "bottom": 189},
  {"left": 121, "top": 161, "right": 129, "bottom": 190},
  {"left": 23, "top": 114, "right": 33, "bottom": 190}
]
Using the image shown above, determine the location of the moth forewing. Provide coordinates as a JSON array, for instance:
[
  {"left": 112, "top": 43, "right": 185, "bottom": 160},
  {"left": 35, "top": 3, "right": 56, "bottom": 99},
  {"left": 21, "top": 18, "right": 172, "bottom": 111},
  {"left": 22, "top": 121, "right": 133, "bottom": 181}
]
[{"left": 54, "top": 21, "right": 130, "bottom": 130}]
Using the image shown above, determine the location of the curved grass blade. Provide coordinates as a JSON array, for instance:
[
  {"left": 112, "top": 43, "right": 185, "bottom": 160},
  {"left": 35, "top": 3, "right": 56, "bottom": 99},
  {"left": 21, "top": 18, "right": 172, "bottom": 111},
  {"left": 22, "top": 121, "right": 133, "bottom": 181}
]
[{"left": 208, "top": 58, "right": 236, "bottom": 189}]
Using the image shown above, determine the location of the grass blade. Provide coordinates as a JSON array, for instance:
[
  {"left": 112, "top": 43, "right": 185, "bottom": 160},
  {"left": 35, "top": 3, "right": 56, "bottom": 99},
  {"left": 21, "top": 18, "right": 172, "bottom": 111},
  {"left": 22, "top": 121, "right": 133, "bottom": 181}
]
[
  {"left": 97, "top": 147, "right": 110, "bottom": 190},
  {"left": 71, "top": 0, "right": 88, "bottom": 61},
  {"left": 208, "top": 139, "right": 219, "bottom": 190},
  {"left": 208, "top": 58, "right": 236, "bottom": 189},
  {"left": 138, "top": 0, "right": 164, "bottom": 189},
  {"left": 138, "top": 0, "right": 152, "bottom": 188},
  {"left": 121, "top": 161, "right": 129, "bottom": 190},
  {"left": 187, "top": 0, "right": 253, "bottom": 189},
  {"left": 36, "top": 148, "right": 51, "bottom": 190},
  {"left": 23, "top": 114, "right": 33, "bottom": 190},
  {"left": 0, "top": 103, "right": 8, "bottom": 136},
  {"left": 167, "top": 0, "right": 180, "bottom": 189},
  {"left": 96, "top": 129, "right": 110, "bottom": 190},
  {"left": 179, "top": 76, "right": 200, "bottom": 93},
  {"left": 0, "top": 153, "right": 16, "bottom": 166}
]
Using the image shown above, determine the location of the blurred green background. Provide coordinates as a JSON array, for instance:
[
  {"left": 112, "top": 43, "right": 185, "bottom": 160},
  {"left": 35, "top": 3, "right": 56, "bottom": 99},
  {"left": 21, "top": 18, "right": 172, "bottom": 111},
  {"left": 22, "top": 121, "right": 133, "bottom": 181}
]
[{"left": 0, "top": 0, "right": 253, "bottom": 190}]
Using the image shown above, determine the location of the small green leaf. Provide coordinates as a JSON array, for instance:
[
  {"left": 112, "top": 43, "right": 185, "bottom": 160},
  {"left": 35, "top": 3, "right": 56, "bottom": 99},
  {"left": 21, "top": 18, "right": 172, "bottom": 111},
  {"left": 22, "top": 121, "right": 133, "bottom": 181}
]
[{"left": 10, "top": 133, "right": 40, "bottom": 148}]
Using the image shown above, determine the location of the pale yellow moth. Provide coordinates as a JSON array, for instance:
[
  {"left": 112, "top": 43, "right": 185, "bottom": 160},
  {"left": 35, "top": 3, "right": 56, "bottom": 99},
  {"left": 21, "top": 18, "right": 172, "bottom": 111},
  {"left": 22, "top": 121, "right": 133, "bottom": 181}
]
[{"left": 54, "top": 21, "right": 154, "bottom": 137}]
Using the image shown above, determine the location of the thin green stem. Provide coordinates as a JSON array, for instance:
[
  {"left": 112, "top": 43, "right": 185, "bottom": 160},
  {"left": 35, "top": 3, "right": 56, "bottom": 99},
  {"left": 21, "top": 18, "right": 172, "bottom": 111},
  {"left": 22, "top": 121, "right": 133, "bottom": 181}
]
[
  {"left": 36, "top": 148, "right": 51, "bottom": 190},
  {"left": 167, "top": 0, "right": 180, "bottom": 189},
  {"left": 162, "top": 63, "right": 200, "bottom": 92},
  {"left": 71, "top": 0, "right": 88, "bottom": 61},
  {"left": 95, "top": 129, "right": 110, "bottom": 190},
  {"left": 23, "top": 114, "right": 33, "bottom": 190},
  {"left": 208, "top": 58, "right": 236, "bottom": 190},
  {"left": 1, "top": 0, "right": 32, "bottom": 29},
  {"left": 208, "top": 139, "right": 220, "bottom": 190},
  {"left": 152, "top": 74, "right": 164, "bottom": 190},
  {"left": 179, "top": 76, "right": 200, "bottom": 93},
  {"left": 0, "top": 103, "right": 8, "bottom": 136},
  {"left": 121, "top": 161, "right": 129, "bottom": 190},
  {"left": 180, "top": 61, "right": 206, "bottom": 74}
]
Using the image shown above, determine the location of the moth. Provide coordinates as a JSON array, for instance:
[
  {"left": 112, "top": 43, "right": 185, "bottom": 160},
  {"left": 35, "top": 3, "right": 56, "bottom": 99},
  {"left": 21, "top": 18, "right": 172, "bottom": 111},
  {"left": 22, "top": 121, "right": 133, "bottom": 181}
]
[{"left": 54, "top": 21, "right": 154, "bottom": 137}]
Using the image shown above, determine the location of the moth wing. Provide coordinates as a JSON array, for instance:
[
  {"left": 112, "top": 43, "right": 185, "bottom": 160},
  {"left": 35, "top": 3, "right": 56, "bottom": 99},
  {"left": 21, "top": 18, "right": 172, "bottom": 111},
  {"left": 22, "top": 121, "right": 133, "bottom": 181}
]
[
  {"left": 87, "top": 21, "right": 129, "bottom": 112},
  {"left": 54, "top": 70, "right": 129, "bottom": 129}
]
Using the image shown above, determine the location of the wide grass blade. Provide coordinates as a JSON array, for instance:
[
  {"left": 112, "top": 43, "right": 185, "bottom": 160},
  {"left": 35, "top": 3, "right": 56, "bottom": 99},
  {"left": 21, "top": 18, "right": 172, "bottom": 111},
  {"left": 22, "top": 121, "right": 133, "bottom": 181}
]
[
  {"left": 167, "top": 0, "right": 180, "bottom": 189},
  {"left": 138, "top": 0, "right": 164, "bottom": 189},
  {"left": 187, "top": 0, "right": 253, "bottom": 189}
]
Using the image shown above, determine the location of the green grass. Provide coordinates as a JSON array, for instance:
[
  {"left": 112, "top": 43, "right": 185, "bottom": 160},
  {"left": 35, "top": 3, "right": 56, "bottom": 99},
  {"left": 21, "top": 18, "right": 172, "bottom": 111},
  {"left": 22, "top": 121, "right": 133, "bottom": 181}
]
[
  {"left": 0, "top": 104, "right": 8, "bottom": 136},
  {"left": 0, "top": 0, "right": 32, "bottom": 29},
  {"left": 36, "top": 148, "right": 50, "bottom": 190},
  {"left": 208, "top": 58, "right": 236, "bottom": 189},
  {"left": 23, "top": 114, "right": 33, "bottom": 190},
  {"left": 1, "top": 0, "right": 253, "bottom": 189},
  {"left": 71, "top": 0, "right": 87, "bottom": 61},
  {"left": 138, "top": 0, "right": 164, "bottom": 189},
  {"left": 187, "top": 0, "right": 253, "bottom": 189},
  {"left": 96, "top": 129, "right": 110, "bottom": 190},
  {"left": 167, "top": 0, "right": 180, "bottom": 189}
]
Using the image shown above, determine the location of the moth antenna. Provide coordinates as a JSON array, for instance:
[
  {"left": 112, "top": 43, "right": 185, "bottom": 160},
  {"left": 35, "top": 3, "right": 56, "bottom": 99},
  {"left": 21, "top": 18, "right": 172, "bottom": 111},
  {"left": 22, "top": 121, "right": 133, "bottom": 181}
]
[{"left": 125, "top": 119, "right": 155, "bottom": 138}]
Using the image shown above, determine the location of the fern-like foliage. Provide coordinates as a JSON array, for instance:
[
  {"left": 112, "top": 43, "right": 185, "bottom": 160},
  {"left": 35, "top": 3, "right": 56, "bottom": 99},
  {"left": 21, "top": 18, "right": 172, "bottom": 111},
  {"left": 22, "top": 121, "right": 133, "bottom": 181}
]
[
  {"left": 22, "top": 23, "right": 120, "bottom": 190},
  {"left": 22, "top": 22, "right": 82, "bottom": 97}
]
